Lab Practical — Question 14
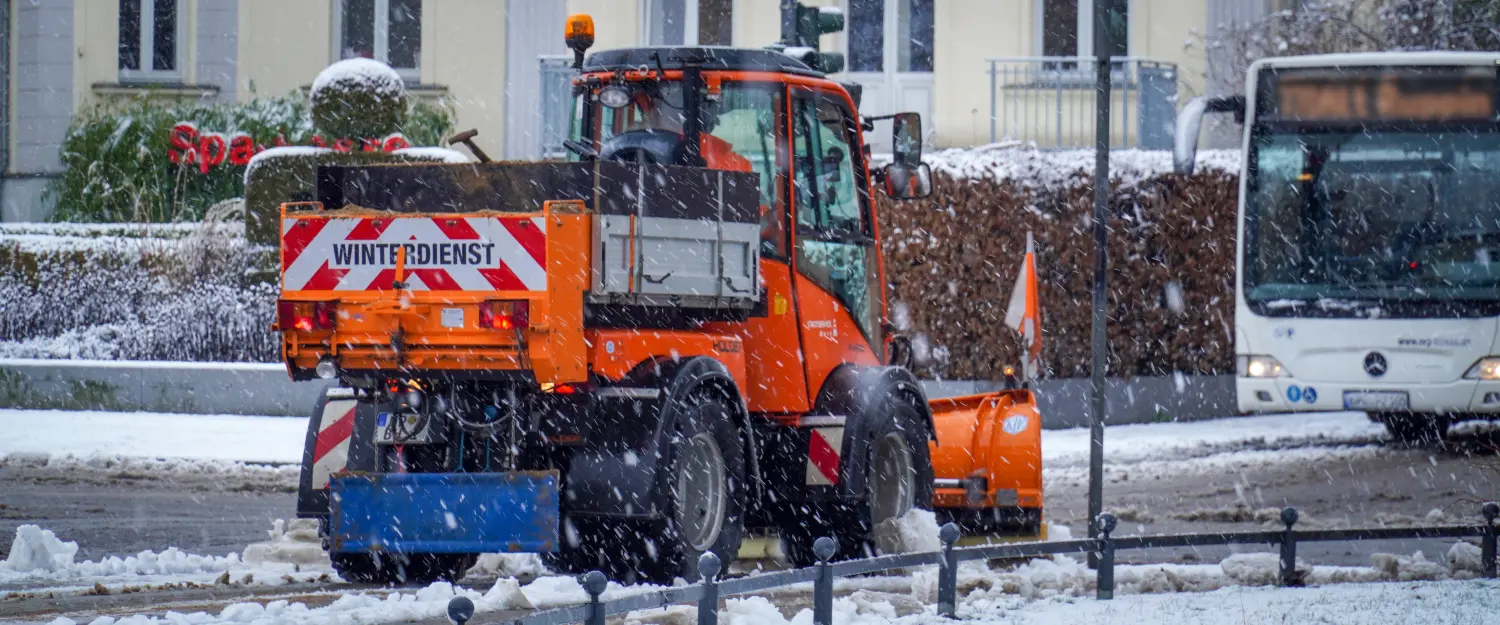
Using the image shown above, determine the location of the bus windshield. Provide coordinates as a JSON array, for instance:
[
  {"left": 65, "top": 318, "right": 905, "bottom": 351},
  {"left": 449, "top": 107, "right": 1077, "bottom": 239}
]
[{"left": 1245, "top": 128, "right": 1500, "bottom": 316}]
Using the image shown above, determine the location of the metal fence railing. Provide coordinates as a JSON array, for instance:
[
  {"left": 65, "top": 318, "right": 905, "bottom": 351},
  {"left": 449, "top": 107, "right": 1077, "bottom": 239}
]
[
  {"left": 987, "top": 57, "right": 1179, "bottom": 150},
  {"left": 538, "top": 55, "right": 575, "bottom": 160},
  {"left": 446, "top": 502, "right": 1499, "bottom": 625}
]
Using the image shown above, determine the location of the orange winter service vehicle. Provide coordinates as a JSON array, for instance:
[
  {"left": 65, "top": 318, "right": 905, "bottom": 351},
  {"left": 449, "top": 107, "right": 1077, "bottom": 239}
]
[{"left": 281, "top": 5, "right": 1044, "bottom": 585}]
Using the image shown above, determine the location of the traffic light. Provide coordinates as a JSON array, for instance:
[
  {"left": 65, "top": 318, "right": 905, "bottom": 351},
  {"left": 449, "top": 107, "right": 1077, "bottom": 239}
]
[{"left": 775, "top": 1, "right": 845, "bottom": 73}]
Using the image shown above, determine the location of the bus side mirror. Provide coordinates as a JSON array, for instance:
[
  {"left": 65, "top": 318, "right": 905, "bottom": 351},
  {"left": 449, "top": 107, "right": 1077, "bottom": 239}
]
[
  {"left": 891, "top": 112, "right": 923, "bottom": 165},
  {"left": 882, "top": 162, "right": 932, "bottom": 200}
]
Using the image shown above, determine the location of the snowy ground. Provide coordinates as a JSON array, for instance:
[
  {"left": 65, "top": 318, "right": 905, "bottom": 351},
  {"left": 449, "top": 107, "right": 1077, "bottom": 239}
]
[{"left": 1, "top": 407, "right": 1496, "bottom": 624}]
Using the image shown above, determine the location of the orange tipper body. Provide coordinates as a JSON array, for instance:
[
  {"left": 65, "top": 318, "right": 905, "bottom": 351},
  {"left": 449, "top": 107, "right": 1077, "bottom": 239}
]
[
  {"left": 279, "top": 40, "right": 1043, "bottom": 586},
  {"left": 278, "top": 201, "right": 590, "bottom": 384}
]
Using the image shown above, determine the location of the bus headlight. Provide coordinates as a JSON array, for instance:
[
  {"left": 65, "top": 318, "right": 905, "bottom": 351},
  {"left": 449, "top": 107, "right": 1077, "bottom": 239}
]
[
  {"left": 1238, "top": 355, "right": 1287, "bottom": 378},
  {"left": 1464, "top": 357, "right": 1500, "bottom": 380}
]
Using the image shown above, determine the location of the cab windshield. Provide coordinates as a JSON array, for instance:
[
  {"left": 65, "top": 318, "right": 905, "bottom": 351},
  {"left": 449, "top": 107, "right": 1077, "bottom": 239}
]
[{"left": 569, "top": 79, "right": 783, "bottom": 220}]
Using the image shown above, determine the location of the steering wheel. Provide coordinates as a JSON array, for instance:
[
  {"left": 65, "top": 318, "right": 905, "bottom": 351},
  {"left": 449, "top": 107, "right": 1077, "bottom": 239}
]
[{"left": 598, "top": 129, "right": 685, "bottom": 165}]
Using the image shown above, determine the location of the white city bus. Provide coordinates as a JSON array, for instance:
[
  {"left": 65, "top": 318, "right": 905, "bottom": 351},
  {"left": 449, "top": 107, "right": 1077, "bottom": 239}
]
[{"left": 1177, "top": 52, "right": 1500, "bottom": 442}]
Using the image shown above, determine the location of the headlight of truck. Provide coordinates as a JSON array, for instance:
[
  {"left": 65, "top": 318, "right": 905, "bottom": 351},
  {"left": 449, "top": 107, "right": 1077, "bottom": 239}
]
[
  {"left": 1237, "top": 355, "right": 1287, "bottom": 378},
  {"left": 1464, "top": 357, "right": 1500, "bottom": 380}
]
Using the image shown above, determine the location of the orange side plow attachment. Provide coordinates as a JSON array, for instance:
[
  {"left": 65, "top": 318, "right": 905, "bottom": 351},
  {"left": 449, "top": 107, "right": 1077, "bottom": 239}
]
[{"left": 928, "top": 389, "right": 1045, "bottom": 537}]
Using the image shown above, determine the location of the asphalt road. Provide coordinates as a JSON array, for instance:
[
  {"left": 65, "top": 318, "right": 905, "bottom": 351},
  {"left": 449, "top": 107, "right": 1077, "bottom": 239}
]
[{"left": 1, "top": 421, "right": 1495, "bottom": 568}]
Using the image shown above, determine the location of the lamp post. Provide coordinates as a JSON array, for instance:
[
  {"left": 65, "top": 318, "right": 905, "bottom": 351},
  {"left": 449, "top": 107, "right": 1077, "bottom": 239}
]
[{"left": 1086, "top": 0, "right": 1113, "bottom": 568}]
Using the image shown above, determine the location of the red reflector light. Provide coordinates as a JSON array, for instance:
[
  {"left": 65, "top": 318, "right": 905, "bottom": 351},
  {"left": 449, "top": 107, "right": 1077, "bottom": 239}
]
[
  {"left": 479, "top": 301, "right": 530, "bottom": 330},
  {"left": 555, "top": 384, "right": 576, "bottom": 395},
  {"left": 278, "top": 300, "right": 336, "bottom": 331}
]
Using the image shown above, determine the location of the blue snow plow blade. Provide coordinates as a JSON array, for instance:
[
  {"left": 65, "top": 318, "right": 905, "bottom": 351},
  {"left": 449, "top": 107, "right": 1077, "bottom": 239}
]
[{"left": 329, "top": 471, "right": 559, "bottom": 554}]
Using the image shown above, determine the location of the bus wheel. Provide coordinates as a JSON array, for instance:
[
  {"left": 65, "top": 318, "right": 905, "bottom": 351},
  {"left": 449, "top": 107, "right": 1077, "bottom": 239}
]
[{"left": 1380, "top": 413, "right": 1449, "bottom": 445}]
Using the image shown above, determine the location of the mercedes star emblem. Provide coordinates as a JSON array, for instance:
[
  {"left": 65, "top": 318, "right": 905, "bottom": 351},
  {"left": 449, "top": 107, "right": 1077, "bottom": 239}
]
[{"left": 1364, "top": 352, "right": 1388, "bottom": 378}]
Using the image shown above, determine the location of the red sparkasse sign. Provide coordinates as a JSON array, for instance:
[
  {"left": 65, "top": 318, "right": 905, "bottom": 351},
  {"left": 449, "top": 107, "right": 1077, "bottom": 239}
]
[{"left": 169, "top": 122, "right": 413, "bottom": 174}]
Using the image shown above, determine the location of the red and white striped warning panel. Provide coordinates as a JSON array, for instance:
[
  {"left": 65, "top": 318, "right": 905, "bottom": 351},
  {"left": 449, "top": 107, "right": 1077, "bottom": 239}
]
[
  {"left": 310, "top": 399, "right": 357, "bottom": 489},
  {"left": 281, "top": 216, "right": 547, "bottom": 292},
  {"left": 805, "top": 427, "right": 844, "bottom": 486}
]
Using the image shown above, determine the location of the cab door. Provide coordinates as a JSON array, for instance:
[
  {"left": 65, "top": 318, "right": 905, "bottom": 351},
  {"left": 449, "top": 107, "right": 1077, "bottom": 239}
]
[{"left": 789, "top": 87, "right": 886, "bottom": 399}]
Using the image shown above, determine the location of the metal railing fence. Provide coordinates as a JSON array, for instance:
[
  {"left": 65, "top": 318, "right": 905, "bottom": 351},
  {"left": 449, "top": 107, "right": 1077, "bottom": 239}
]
[
  {"left": 987, "top": 57, "right": 1179, "bottom": 150},
  {"left": 449, "top": 502, "right": 1499, "bottom": 625}
]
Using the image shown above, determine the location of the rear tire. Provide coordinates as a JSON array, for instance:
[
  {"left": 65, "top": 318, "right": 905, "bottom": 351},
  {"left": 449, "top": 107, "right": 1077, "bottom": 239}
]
[
  {"left": 782, "top": 401, "right": 934, "bottom": 566},
  {"left": 1381, "top": 413, "right": 1450, "bottom": 445},
  {"left": 545, "top": 395, "right": 746, "bottom": 585}
]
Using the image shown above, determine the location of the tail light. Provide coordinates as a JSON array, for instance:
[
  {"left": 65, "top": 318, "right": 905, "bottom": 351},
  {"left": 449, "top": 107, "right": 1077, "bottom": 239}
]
[
  {"left": 277, "top": 300, "right": 337, "bottom": 331},
  {"left": 478, "top": 301, "right": 530, "bottom": 330}
]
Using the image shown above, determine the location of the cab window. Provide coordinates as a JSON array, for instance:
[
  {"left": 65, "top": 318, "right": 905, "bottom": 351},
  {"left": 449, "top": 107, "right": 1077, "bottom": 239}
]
[{"left": 792, "top": 89, "right": 881, "bottom": 356}]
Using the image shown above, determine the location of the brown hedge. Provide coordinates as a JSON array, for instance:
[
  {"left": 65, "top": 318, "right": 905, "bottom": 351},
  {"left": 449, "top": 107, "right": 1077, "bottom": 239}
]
[{"left": 876, "top": 170, "right": 1240, "bottom": 380}]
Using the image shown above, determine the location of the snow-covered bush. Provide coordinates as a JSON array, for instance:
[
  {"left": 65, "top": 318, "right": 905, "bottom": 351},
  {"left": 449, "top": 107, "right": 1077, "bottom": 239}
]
[
  {"left": 311, "top": 58, "right": 410, "bottom": 141},
  {"left": 47, "top": 91, "right": 452, "bottom": 223},
  {"left": 0, "top": 223, "right": 277, "bottom": 362}
]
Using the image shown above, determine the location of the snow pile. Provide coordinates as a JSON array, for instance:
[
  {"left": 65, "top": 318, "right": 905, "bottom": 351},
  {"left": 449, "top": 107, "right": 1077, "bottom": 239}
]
[
  {"left": 469, "top": 553, "right": 548, "bottom": 578},
  {"left": 0, "top": 525, "right": 238, "bottom": 584},
  {"left": 241, "top": 519, "right": 328, "bottom": 567},
  {"left": 58, "top": 579, "right": 531, "bottom": 625},
  {"left": 0, "top": 411, "right": 306, "bottom": 464},
  {"left": 311, "top": 58, "right": 406, "bottom": 103},
  {"left": 872, "top": 508, "right": 942, "bottom": 555},
  {"left": 243, "top": 145, "right": 333, "bottom": 182},
  {"left": 0, "top": 524, "right": 331, "bottom": 588},
  {"left": 924, "top": 145, "right": 1240, "bottom": 189},
  {"left": 0, "top": 451, "right": 300, "bottom": 492},
  {"left": 2, "top": 525, "right": 79, "bottom": 574},
  {"left": 393, "top": 146, "right": 472, "bottom": 163},
  {"left": 972, "top": 579, "right": 1500, "bottom": 624}
]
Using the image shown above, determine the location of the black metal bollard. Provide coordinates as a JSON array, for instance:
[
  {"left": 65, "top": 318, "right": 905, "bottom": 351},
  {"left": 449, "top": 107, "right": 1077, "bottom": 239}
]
[
  {"left": 1095, "top": 513, "right": 1116, "bottom": 600},
  {"left": 446, "top": 596, "right": 475, "bottom": 625},
  {"left": 1483, "top": 502, "right": 1499, "bottom": 580},
  {"left": 938, "top": 522, "right": 961, "bottom": 618},
  {"left": 1279, "top": 507, "right": 1300, "bottom": 587},
  {"left": 697, "top": 551, "right": 722, "bottom": 625},
  {"left": 812, "top": 537, "right": 837, "bottom": 625},
  {"left": 581, "top": 570, "right": 608, "bottom": 625}
]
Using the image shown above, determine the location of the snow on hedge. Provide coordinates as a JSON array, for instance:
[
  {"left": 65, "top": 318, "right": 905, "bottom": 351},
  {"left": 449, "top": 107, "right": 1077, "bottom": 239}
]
[
  {"left": 310, "top": 58, "right": 405, "bottom": 102},
  {"left": 925, "top": 143, "right": 1240, "bottom": 189}
]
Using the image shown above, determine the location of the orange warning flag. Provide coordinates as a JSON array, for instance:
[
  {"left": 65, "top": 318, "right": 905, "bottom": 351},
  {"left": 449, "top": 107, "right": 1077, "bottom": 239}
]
[{"left": 1004, "top": 233, "right": 1043, "bottom": 380}]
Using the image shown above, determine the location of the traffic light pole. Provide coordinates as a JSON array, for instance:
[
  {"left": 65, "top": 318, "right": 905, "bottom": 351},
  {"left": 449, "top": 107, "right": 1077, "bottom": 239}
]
[{"left": 1086, "top": 0, "right": 1111, "bottom": 569}]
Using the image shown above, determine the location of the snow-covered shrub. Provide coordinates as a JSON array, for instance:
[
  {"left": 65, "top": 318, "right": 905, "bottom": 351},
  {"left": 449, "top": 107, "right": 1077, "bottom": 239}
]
[
  {"left": 47, "top": 91, "right": 452, "bottom": 223},
  {"left": 0, "top": 224, "right": 277, "bottom": 362},
  {"left": 310, "top": 58, "right": 410, "bottom": 141}
]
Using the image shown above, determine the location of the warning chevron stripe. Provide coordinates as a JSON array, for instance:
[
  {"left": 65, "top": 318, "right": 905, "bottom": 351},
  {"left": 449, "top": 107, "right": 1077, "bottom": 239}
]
[{"left": 281, "top": 216, "right": 547, "bottom": 292}]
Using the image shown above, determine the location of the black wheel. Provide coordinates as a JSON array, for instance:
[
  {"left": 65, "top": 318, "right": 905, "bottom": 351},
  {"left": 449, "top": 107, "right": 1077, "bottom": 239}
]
[
  {"left": 331, "top": 552, "right": 475, "bottom": 585},
  {"left": 634, "top": 396, "right": 746, "bottom": 584},
  {"left": 544, "top": 396, "right": 746, "bottom": 584},
  {"left": 1381, "top": 413, "right": 1450, "bottom": 445},
  {"left": 782, "top": 401, "right": 934, "bottom": 566}
]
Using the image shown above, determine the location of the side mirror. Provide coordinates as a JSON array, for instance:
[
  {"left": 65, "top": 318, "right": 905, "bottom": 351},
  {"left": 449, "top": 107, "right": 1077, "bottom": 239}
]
[
  {"left": 882, "top": 162, "right": 932, "bottom": 200},
  {"left": 891, "top": 112, "right": 923, "bottom": 165}
]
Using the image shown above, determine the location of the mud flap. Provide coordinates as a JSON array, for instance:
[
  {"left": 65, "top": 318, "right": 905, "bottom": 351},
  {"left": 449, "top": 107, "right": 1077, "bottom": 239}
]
[
  {"left": 329, "top": 472, "right": 560, "bottom": 554},
  {"left": 296, "top": 393, "right": 381, "bottom": 518}
]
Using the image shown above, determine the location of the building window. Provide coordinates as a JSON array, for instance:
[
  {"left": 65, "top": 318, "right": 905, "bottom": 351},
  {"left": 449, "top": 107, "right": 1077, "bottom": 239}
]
[
  {"left": 336, "top": 0, "right": 421, "bottom": 79},
  {"left": 1041, "top": 0, "right": 1128, "bottom": 58},
  {"left": 119, "top": 0, "right": 184, "bottom": 81},
  {"left": 848, "top": 0, "right": 935, "bottom": 74},
  {"left": 644, "top": 0, "right": 733, "bottom": 46}
]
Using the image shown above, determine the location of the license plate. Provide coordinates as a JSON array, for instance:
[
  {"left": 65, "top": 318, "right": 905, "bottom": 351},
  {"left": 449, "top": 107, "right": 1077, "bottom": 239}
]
[{"left": 1343, "top": 391, "right": 1410, "bottom": 411}]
